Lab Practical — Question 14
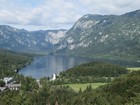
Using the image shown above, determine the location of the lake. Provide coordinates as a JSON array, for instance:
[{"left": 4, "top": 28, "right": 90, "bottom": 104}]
[
  {"left": 19, "top": 55, "right": 140, "bottom": 79},
  {"left": 19, "top": 55, "right": 94, "bottom": 79}
]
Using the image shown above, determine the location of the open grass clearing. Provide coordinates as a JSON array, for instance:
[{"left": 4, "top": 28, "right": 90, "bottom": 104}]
[
  {"left": 63, "top": 83, "right": 107, "bottom": 92},
  {"left": 127, "top": 67, "right": 140, "bottom": 71}
]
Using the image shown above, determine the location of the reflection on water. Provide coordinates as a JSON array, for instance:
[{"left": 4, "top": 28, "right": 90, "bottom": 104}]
[
  {"left": 19, "top": 55, "right": 140, "bottom": 79},
  {"left": 19, "top": 55, "right": 93, "bottom": 79}
]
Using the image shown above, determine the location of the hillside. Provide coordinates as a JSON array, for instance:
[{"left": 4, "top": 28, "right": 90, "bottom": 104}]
[
  {"left": 61, "top": 62, "right": 128, "bottom": 77},
  {"left": 53, "top": 62, "right": 128, "bottom": 84},
  {"left": 0, "top": 10, "right": 140, "bottom": 61},
  {"left": 56, "top": 9, "right": 140, "bottom": 61},
  {"left": 0, "top": 25, "right": 66, "bottom": 53},
  {"left": 69, "top": 70, "right": 140, "bottom": 105},
  {"left": 0, "top": 59, "right": 139, "bottom": 105},
  {"left": 0, "top": 49, "right": 33, "bottom": 78}
]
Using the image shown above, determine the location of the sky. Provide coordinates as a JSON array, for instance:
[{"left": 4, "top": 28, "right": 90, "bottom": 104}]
[{"left": 0, "top": 0, "right": 140, "bottom": 31}]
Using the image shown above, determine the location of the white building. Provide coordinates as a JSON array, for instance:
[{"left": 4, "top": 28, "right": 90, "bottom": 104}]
[
  {"left": 0, "top": 87, "right": 7, "bottom": 92},
  {"left": 51, "top": 74, "right": 56, "bottom": 81},
  {"left": 3, "top": 77, "right": 13, "bottom": 85},
  {"left": 7, "top": 84, "right": 21, "bottom": 90}
]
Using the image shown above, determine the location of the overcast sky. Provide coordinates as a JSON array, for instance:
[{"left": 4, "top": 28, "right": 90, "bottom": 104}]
[{"left": 0, "top": 0, "right": 139, "bottom": 31}]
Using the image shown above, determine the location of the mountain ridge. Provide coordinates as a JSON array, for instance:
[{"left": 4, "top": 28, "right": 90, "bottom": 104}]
[
  {"left": 56, "top": 9, "right": 140, "bottom": 61},
  {"left": 0, "top": 25, "right": 67, "bottom": 53},
  {"left": 0, "top": 9, "right": 140, "bottom": 61}
]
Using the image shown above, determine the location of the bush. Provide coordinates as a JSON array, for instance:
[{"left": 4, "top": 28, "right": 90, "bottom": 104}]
[{"left": 0, "top": 80, "right": 5, "bottom": 87}]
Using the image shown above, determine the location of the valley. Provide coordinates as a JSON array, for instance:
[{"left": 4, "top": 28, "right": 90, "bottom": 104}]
[
  {"left": 0, "top": 10, "right": 140, "bottom": 61},
  {"left": 0, "top": 25, "right": 66, "bottom": 54},
  {"left": 0, "top": 9, "right": 140, "bottom": 105},
  {"left": 0, "top": 56, "right": 139, "bottom": 104},
  {"left": 56, "top": 9, "right": 140, "bottom": 61}
]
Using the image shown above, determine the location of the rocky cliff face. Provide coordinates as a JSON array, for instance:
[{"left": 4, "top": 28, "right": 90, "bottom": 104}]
[
  {"left": 0, "top": 25, "right": 66, "bottom": 53},
  {"left": 56, "top": 9, "right": 140, "bottom": 60},
  {"left": 0, "top": 9, "right": 140, "bottom": 60}
]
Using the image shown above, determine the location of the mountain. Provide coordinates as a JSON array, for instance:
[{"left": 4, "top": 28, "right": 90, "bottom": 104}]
[
  {"left": 0, "top": 25, "right": 66, "bottom": 53},
  {"left": 0, "top": 10, "right": 140, "bottom": 60},
  {"left": 56, "top": 9, "right": 140, "bottom": 60}
]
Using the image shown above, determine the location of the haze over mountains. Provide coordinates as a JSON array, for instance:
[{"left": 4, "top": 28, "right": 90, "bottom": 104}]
[
  {"left": 0, "top": 9, "right": 140, "bottom": 60},
  {"left": 0, "top": 25, "right": 66, "bottom": 53}
]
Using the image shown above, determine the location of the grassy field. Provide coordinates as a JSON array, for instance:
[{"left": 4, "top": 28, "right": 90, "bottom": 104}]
[
  {"left": 127, "top": 67, "right": 140, "bottom": 71},
  {"left": 64, "top": 83, "right": 107, "bottom": 92}
]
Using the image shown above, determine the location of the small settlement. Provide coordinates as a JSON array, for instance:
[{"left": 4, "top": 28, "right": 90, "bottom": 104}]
[
  {"left": 0, "top": 73, "right": 57, "bottom": 92},
  {"left": 0, "top": 77, "right": 21, "bottom": 92}
]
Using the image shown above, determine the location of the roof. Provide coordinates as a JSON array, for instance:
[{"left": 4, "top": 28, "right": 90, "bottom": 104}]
[
  {"left": 3, "top": 77, "right": 13, "bottom": 83},
  {"left": 7, "top": 84, "right": 21, "bottom": 88},
  {"left": 0, "top": 87, "right": 7, "bottom": 92}
]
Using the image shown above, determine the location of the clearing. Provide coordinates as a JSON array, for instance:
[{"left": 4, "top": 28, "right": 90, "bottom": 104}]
[
  {"left": 127, "top": 67, "right": 140, "bottom": 71},
  {"left": 64, "top": 83, "right": 107, "bottom": 92}
]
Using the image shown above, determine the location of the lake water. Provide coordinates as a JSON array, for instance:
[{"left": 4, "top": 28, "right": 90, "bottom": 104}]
[
  {"left": 19, "top": 55, "right": 94, "bottom": 79},
  {"left": 19, "top": 55, "right": 140, "bottom": 79}
]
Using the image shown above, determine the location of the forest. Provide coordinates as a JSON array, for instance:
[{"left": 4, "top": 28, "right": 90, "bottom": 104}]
[
  {"left": 52, "top": 62, "right": 129, "bottom": 84},
  {"left": 0, "top": 49, "right": 33, "bottom": 78},
  {"left": 0, "top": 54, "right": 140, "bottom": 105},
  {"left": 0, "top": 70, "right": 140, "bottom": 105}
]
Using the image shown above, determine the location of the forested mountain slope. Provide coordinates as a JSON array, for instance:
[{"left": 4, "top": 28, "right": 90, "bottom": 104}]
[
  {"left": 56, "top": 9, "right": 140, "bottom": 60},
  {"left": 0, "top": 49, "right": 33, "bottom": 78}
]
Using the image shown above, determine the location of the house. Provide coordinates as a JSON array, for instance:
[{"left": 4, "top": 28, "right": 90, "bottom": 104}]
[
  {"left": 7, "top": 84, "right": 21, "bottom": 90},
  {"left": 1, "top": 77, "right": 21, "bottom": 91},
  {"left": 3, "top": 77, "right": 13, "bottom": 85}
]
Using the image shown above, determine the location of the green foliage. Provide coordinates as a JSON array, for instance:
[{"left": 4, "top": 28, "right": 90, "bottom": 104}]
[
  {"left": 0, "top": 80, "right": 5, "bottom": 87},
  {"left": 68, "top": 71, "right": 140, "bottom": 105},
  {"left": 57, "top": 10, "right": 140, "bottom": 61},
  {"left": 64, "top": 62, "right": 128, "bottom": 77},
  {"left": 0, "top": 53, "right": 139, "bottom": 105},
  {"left": 63, "top": 83, "right": 107, "bottom": 92},
  {"left": 0, "top": 49, "right": 33, "bottom": 78},
  {"left": 127, "top": 67, "right": 140, "bottom": 71},
  {"left": 56, "top": 62, "right": 128, "bottom": 84},
  {"left": 0, "top": 70, "right": 139, "bottom": 105},
  {"left": 0, "top": 76, "right": 76, "bottom": 105},
  {"left": 20, "top": 76, "right": 39, "bottom": 91}
]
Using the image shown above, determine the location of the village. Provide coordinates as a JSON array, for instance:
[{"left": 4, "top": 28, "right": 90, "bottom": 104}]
[
  {"left": 0, "top": 73, "right": 57, "bottom": 92},
  {"left": 0, "top": 77, "right": 21, "bottom": 92}
]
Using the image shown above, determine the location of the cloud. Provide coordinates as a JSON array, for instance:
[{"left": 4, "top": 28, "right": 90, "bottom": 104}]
[
  {"left": 79, "top": 0, "right": 140, "bottom": 14},
  {"left": 0, "top": 0, "right": 140, "bottom": 30},
  {"left": 0, "top": 10, "right": 19, "bottom": 24}
]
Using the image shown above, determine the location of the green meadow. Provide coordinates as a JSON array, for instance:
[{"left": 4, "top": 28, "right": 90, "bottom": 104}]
[
  {"left": 64, "top": 83, "right": 107, "bottom": 92},
  {"left": 127, "top": 67, "right": 140, "bottom": 71}
]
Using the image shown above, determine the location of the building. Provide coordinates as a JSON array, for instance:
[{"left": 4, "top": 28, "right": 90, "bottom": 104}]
[
  {"left": 7, "top": 84, "right": 21, "bottom": 90},
  {"left": 50, "top": 73, "right": 56, "bottom": 81},
  {"left": 0, "top": 87, "right": 7, "bottom": 92},
  {"left": 3, "top": 77, "right": 13, "bottom": 85},
  {"left": 1, "top": 77, "right": 21, "bottom": 91}
]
